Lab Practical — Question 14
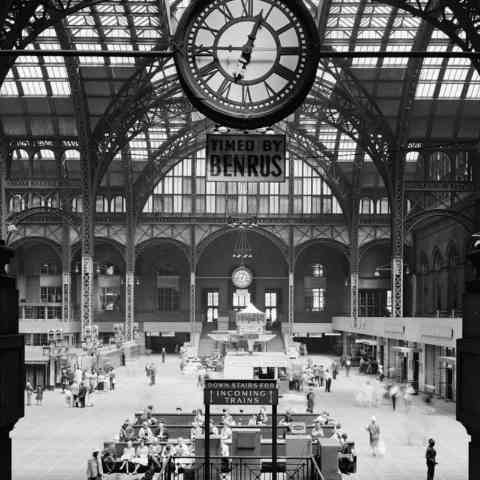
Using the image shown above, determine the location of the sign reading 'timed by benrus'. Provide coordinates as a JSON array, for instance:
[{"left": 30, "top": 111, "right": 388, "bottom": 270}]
[
  {"left": 204, "top": 379, "right": 278, "bottom": 405},
  {"left": 206, "top": 133, "right": 286, "bottom": 182}
]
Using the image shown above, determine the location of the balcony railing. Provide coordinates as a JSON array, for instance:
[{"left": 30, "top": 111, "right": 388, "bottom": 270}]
[{"left": 20, "top": 303, "right": 62, "bottom": 320}]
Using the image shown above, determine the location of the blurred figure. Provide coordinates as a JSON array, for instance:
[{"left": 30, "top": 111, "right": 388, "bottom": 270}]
[
  {"left": 366, "top": 416, "right": 380, "bottom": 456},
  {"left": 389, "top": 383, "right": 400, "bottom": 411},
  {"left": 25, "top": 381, "right": 34, "bottom": 406},
  {"left": 86, "top": 451, "right": 103, "bottom": 480}
]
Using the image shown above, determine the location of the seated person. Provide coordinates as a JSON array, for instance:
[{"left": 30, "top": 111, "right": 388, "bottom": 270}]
[
  {"left": 190, "top": 423, "right": 203, "bottom": 439},
  {"left": 256, "top": 407, "right": 268, "bottom": 425},
  {"left": 157, "top": 419, "right": 169, "bottom": 440},
  {"left": 148, "top": 438, "right": 163, "bottom": 471},
  {"left": 133, "top": 439, "right": 150, "bottom": 474},
  {"left": 138, "top": 421, "right": 155, "bottom": 442},
  {"left": 101, "top": 443, "right": 117, "bottom": 474},
  {"left": 175, "top": 437, "right": 191, "bottom": 457},
  {"left": 193, "top": 409, "right": 205, "bottom": 426},
  {"left": 119, "top": 419, "right": 135, "bottom": 442},
  {"left": 120, "top": 440, "right": 136, "bottom": 474},
  {"left": 338, "top": 434, "right": 356, "bottom": 475},
  {"left": 247, "top": 415, "right": 258, "bottom": 426},
  {"left": 222, "top": 410, "right": 236, "bottom": 427},
  {"left": 220, "top": 424, "right": 232, "bottom": 442},
  {"left": 211, "top": 421, "right": 220, "bottom": 436},
  {"left": 279, "top": 411, "right": 293, "bottom": 426},
  {"left": 311, "top": 421, "right": 324, "bottom": 440}
]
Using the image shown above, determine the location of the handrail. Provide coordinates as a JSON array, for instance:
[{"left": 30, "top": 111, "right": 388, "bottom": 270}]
[{"left": 310, "top": 455, "right": 326, "bottom": 480}]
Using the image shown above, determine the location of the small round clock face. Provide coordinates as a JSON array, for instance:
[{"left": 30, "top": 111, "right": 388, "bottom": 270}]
[
  {"left": 174, "top": 0, "right": 320, "bottom": 129},
  {"left": 232, "top": 266, "right": 254, "bottom": 288}
]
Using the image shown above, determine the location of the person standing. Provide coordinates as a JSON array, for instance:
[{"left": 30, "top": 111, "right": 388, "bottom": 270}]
[
  {"left": 345, "top": 357, "right": 351, "bottom": 377},
  {"left": 26, "top": 381, "right": 34, "bottom": 406},
  {"left": 366, "top": 417, "right": 380, "bottom": 456},
  {"left": 306, "top": 388, "right": 315, "bottom": 413},
  {"left": 78, "top": 381, "right": 87, "bottom": 408},
  {"left": 426, "top": 438, "right": 437, "bottom": 480},
  {"left": 325, "top": 369, "right": 332, "bottom": 393},
  {"left": 150, "top": 363, "right": 156, "bottom": 386},
  {"left": 109, "top": 370, "right": 116, "bottom": 391},
  {"left": 35, "top": 385, "right": 43, "bottom": 405},
  {"left": 161, "top": 347, "right": 166, "bottom": 363},
  {"left": 86, "top": 451, "right": 103, "bottom": 480}
]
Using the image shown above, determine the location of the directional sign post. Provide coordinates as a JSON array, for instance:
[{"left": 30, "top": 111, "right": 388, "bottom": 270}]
[{"left": 204, "top": 380, "right": 279, "bottom": 480}]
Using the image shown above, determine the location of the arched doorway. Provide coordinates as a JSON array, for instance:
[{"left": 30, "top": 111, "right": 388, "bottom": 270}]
[
  {"left": 135, "top": 239, "right": 190, "bottom": 352},
  {"left": 197, "top": 229, "right": 288, "bottom": 330}
]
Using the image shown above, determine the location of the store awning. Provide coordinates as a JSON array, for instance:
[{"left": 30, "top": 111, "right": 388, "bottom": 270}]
[
  {"left": 391, "top": 346, "right": 420, "bottom": 354},
  {"left": 355, "top": 339, "right": 377, "bottom": 346},
  {"left": 439, "top": 356, "right": 456, "bottom": 365}
]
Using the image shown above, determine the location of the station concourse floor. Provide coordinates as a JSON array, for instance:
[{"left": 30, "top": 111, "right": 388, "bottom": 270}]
[{"left": 12, "top": 354, "right": 468, "bottom": 480}]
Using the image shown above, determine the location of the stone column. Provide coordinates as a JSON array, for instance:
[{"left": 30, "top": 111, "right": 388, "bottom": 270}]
[
  {"left": 0, "top": 242, "right": 25, "bottom": 480},
  {"left": 61, "top": 221, "right": 71, "bottom": 323},
  {"left": 288, "top": 227, "right": 294, "bottom": 336},
  {"left": 190, "top": 226, "right": 197, "bottom": 337}
]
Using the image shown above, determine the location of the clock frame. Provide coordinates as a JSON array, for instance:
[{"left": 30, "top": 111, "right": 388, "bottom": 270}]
[
  {"left": 174, "top": 0, "right": 320, "bottom": 129},
  {"left": 231, "top": 266, "right": 254, "bottom": 289}
]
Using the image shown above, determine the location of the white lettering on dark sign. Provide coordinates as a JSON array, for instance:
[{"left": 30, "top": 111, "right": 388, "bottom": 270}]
[{"left": 206, "top": 134, "right": 286, "bottom": 182}]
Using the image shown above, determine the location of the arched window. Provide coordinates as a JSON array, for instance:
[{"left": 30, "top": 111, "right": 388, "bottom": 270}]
[
  {"left": 111, "top": 195, "right": 126, "bottom": 213},
  {"left": 29, "top": 193, "right": 43, "bottom": 208},
  {"left": 72, "top": 196, "right": 83, "bottom": 213},
  {"left": 45, "top": 194, "right": 59, "bottom": 208},
  {"left": 312, "top": 264, "right": 325, "bottom": 278},
  {"left": 143, "top": 155, "right": 343, "bottom": 216},
  {"left": 428, "top": 151, "right": 451, "bottom": 181},
  {"left": 359, "top": 198, "right": 374, "bottom": 214},
  {"left": 9, "top": 194, "right": 25, "bottom": 212},
  {"left": 96, "top": 195, "right": 109, "bottom": 213},
  {"left": 376, "top": 198, "right": 390, "bottom": 214}
]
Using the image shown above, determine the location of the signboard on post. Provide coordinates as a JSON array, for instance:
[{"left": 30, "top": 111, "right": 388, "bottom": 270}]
[
  {"left": 204, "top": 379, "right": 278, "bottom": 405},
  {"left": 206, "top": 133, "right": 286, "bottom": 182}
]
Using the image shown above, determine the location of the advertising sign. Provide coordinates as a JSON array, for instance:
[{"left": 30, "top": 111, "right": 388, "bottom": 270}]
[{"left": 206, "top": 133, "right": 286, "bottom": 182}]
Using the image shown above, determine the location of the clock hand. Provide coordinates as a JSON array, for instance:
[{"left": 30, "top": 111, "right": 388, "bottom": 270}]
[{"left": 234, "top": 11, "right": 263, "bottom": 82}]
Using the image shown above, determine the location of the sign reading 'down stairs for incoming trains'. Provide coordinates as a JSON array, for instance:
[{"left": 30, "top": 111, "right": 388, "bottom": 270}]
[
  {"left": 206, "top": 133, "right": 286, "bottom": 182},
  {"left": 204, "top": 379, "right": 278, "bottom": 405}
]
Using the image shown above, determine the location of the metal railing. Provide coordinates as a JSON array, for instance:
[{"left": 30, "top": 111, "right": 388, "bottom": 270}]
[{"left": 167, "top": 457, "right": 323, "bottom": 480}]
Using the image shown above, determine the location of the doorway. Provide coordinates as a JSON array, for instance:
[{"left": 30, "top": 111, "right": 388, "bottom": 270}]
[
  {"left": 401, "top": 355, "right": 408, "bottom": 383},
  {"left": 446, "top": 365, "right": 454, "bottom": 400}
]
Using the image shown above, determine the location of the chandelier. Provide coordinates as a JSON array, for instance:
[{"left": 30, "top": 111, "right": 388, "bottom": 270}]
[{"left": 232, "top": 228, "right": 253, "bottom": 261}]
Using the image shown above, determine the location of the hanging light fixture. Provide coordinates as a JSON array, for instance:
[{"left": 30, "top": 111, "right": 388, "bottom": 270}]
[{"left": 232, "top": 227, "right": 253, "bottom": 262}]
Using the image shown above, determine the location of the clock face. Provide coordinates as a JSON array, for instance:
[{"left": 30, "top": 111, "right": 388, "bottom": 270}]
[
  {"left": 232, "top": 266, "right": 254, "bottom": 288},
  {"left": 174, "top": 0, "right": 320, "bottom": 129}
]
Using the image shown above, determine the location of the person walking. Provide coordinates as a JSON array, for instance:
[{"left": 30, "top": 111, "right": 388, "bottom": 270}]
[
  {"left": 86, "top": 451, "right": 103, "bottom": 480},
  {"left": 366, "top": 416, "right": 381, "bottom": 456},
  {"left": 389, "top": 383, "right": 400, "bottom": 411},
  {"left": 161, "top": 347, "right": 166, "bottom": 363},
  {"left": 426, "top": 438, "right": 437, "bottom": 480},
  {"left": 26, "top": 381, "right": 34, "bottom": 406},
  {"left": 345, "top": 358, "right": 351, "bottom": 377},
  {"left": 149, "top": 363, "right": 156, "bottom": 386},
  {"left": 109, "top": 370, "right": 116, "bottom": 391},
  {"left": 78, "top": 382, "right": 87, "bottom": 408}
]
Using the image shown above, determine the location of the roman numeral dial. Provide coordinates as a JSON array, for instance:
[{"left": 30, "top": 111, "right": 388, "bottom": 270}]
[{"left": 175, "top": 0, "right": 320, "bottom": 129}]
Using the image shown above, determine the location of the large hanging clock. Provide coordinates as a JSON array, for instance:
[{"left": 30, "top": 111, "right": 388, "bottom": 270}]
[
  {"left": 232, "top": 266, "right": 254, "bottom": 289},
  {"left": 174, "top": 0, "right": 320, "bottom": 129}
]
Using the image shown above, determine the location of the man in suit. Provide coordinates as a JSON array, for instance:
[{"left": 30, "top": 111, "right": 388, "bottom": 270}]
[{"left": 86, "top": 451, "right": 103, "bottom": 480}]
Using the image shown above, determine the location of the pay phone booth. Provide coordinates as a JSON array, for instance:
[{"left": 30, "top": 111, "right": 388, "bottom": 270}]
[{"left": 204, "top": 379, "right": 279, "bottom": 480}]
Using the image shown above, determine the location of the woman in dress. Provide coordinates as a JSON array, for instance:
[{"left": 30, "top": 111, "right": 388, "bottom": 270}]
[
  {"left": 120, "top": 440, "right": 136, "bottom": 474},
  {"left": 366, "top": 416, "right": 381, "bottom": 456},
  {"left": 133, "top": 439, "right": 150, "bottom": 474}
]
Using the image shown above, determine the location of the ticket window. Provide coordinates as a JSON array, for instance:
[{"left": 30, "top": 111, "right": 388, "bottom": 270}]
[{"left": 254, "top": 367, "right": 275, "bottom": 379}]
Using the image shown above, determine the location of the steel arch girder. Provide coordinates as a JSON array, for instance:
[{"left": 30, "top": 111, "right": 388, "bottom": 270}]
[
  {"left": 376, "top": 0, "right": 480, "bottom": 72},
  {"left": 133, "top": 120, "right": 353, "bottom": 219}
]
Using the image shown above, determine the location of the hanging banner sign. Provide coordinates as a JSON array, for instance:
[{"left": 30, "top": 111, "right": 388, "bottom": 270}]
[
  {"left": 206, "top": 133, "right": 286, "bottom": 182},
  {"left": 204, "top": 379, "right": 278, "bottom": 405}
]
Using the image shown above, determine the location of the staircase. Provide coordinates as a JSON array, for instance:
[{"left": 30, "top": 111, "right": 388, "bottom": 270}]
[
  {"left": 198, "top": 324, "right": 219, "bottom": 357},
  {"left": 266, "top": 333, "right": 286, "bottom": 353}
]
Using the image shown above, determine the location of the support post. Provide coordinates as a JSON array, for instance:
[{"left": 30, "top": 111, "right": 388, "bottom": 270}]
[
  {"left": 391, "top": 152, "right": 405, "bottom": 318},
  {"left": 124, "top": 149, "right": 135, "bottom": 342},
  {"left": 204, "top": 402, "right": 210, "bottom": 480},
  {"left": 272, "top": 402, "right": 278, "bottom": 480},
  {"left": 190, "top": 226, "right": 196, "bottom": 338},
  {"left": 61, "top": 215, "right": 71, "bottom": 323},
  {"left": 288, "top": 227, "right": 294, "bottom": 336},
  {"left": 0, "top": 146, "right": 7, "bottom": 242}
]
